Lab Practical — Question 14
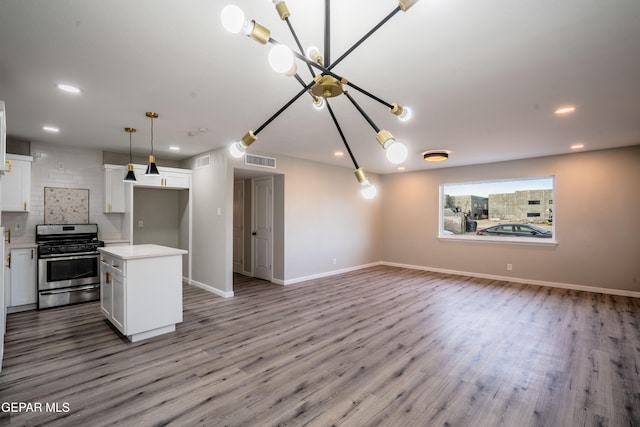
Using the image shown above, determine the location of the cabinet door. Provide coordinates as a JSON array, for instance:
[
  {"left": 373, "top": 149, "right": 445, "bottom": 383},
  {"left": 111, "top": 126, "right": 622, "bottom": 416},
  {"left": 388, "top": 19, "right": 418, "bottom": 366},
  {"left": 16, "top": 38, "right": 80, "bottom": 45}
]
[
  {"left": 104, "top": 166, "right": 126, "bottom": 213},
  {"left": 9, "top": 248, "right": 37, "bottom": 306},
  {"left": 1, "top": 156, "right": 31, "bottom": 212},
  {"left": 100, "top": 264, "right": 113, "bottom": 318},
  {"left": 112, "top": 272, "right": 125, "bottom": 332},
  {"left": 161, "top": 172, "right": 190, "bottom": 189}
]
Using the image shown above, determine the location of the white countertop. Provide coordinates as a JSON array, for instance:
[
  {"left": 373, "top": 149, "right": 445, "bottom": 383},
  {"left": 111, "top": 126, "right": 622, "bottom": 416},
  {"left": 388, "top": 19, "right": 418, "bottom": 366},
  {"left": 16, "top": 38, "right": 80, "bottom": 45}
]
[{"left": 98, "top": 244, "right": 187, "bottom": 260}]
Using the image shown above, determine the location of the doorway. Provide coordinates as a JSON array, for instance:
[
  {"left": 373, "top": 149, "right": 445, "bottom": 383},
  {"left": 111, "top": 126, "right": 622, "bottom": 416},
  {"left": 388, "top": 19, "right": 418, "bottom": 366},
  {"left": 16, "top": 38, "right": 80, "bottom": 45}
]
[{"left": 232, "top": 169, "right": 283, "bottom": 287}]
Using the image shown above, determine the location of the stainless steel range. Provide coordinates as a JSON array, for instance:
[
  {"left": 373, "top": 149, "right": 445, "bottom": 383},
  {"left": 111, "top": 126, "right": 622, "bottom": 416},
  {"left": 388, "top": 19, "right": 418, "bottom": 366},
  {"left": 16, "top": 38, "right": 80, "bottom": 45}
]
[{"left": 36, "top": 224, "right": 104, "bottom": 309}]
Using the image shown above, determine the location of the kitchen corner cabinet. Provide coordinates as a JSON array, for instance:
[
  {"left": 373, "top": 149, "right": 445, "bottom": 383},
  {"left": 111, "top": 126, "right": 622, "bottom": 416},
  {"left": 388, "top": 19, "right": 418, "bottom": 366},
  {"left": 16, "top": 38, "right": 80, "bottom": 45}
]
[
  {"left": 6, "top": 247, "right": 37, "bottom": 312},
  {"left": 103, "top": 165, "right": 126, "bottom": 213},
  {"left": 99, "top": 244, "right": 186, "bottom": 342},
  {"left": 1, "top": 154, "right": 32, "bottom": 212}
]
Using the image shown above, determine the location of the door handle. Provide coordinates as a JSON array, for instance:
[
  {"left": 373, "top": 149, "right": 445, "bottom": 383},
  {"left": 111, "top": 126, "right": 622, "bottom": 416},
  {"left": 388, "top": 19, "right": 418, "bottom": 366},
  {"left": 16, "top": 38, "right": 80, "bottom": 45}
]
[{"left": 251, "top": 232, "right": 257, "bottom": 236}]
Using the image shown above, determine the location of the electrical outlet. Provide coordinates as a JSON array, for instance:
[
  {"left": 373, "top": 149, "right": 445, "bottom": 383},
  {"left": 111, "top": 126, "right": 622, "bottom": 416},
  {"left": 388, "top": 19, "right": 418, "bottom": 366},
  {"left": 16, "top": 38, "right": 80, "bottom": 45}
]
[
  {"left": 332, "top": 258, "right": 337, "bottom": 265},
  {"left": 15, "top": 223, "right": 21, "bottom": 231},
  {"left": 507, "top": 263, "right": 513, "bottom": 271}
]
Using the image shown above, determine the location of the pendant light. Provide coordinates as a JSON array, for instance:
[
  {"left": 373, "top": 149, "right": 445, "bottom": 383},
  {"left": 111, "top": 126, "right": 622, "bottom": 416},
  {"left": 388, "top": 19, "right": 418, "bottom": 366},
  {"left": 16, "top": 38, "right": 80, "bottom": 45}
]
[
  {"left": 123, "top": 127, "right": 137, "bottom": 182},
  {"left": 145, "top": 111, "right": 160, "bottom": 176}
]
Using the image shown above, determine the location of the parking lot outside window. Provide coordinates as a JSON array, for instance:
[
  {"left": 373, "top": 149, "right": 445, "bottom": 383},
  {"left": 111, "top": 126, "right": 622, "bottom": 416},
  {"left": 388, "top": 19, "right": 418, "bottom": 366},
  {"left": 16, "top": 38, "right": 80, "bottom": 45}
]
[{"left": 439, "top": 177, "right": 556, "bottom": 245}]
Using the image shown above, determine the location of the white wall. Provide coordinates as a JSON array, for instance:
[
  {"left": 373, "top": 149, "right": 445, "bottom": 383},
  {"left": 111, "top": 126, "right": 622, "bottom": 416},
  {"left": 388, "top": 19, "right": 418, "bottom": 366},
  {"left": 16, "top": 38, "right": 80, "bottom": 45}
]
[
  {"left": 380, "top": 146, "right": 640, "bottom": 293},
  {"left": 184, "top": 147, "right": 382, "bottom": 295},
  {"left": 4, "top": 142, "right": 124, "bottom": 243}
]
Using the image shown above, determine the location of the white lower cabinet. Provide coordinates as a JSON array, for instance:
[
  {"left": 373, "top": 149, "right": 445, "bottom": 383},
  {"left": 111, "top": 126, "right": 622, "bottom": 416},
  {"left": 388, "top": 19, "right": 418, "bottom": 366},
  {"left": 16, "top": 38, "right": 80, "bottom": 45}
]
[
  {"left": 6, "top": 247, "right": 37, "bottom": 312},
  {"left": 99, "top": 245, "right": 184, "bottom": 342}
]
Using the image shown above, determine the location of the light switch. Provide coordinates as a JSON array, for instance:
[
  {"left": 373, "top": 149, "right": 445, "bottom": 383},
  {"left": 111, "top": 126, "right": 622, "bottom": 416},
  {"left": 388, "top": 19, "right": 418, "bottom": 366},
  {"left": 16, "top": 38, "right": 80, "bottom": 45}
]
[
  {"left": 217, "top": 207, "right": 221, "bottom": 216},
  {"left": 138, "top": 220, "right": 144, "bottom": 228}
]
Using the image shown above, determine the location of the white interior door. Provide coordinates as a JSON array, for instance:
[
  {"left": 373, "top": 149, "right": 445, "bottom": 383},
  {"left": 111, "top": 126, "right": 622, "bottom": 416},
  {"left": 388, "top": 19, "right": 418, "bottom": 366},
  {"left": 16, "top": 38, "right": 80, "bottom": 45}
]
[
  {"left": 253, "top": 177, "right": 272, "bottom": 281},
  {"left": 233, "top": 181, "right": 244, "bottom": 274}
]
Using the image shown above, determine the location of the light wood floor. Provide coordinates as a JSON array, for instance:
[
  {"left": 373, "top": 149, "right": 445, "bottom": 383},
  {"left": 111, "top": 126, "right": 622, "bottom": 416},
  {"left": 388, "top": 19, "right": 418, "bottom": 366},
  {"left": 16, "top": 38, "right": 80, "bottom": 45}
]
[{"left": 1, "top": 266, "right": 639, "bottom": 426}]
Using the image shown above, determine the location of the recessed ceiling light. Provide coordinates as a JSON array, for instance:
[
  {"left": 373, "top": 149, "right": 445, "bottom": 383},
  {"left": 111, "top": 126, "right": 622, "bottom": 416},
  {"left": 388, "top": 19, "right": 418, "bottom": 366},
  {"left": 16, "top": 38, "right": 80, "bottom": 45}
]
[
  {"left": 43, "top": 126, "right": 60, "bottom": 133},
  {"left": 56, "top": 83, "right": 82, "bottom": 94},
  {"left": 334, "top": 151, "right": 344, "bottom": 157},
  {"left": 555, "top": 105, "right": 576, "bottom": 115},
  {"left": 570, "top": 143, "right": 585, "bottom": 150},
  {"left": 397, "top": 166, "right": 406, "bottom": 171},
  {"left": 169, "top": 146, "right": 180, "bottom": 151}
]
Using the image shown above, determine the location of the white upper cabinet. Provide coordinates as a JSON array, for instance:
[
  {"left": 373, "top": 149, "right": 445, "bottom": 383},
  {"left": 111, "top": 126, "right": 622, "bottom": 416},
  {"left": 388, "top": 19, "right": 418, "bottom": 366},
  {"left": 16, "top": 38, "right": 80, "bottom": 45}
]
[
  {"left": 103, "top": 163, "right": 191, "bottom": 213},
  {"left": 104, "top": 165, "right": 126, "bottom": 213},
  {"left": 132, "top": 165, "right": 191, "bottom": 189},
  {"left": 1, "top": 154, "right": 32, "bottom": 212}
]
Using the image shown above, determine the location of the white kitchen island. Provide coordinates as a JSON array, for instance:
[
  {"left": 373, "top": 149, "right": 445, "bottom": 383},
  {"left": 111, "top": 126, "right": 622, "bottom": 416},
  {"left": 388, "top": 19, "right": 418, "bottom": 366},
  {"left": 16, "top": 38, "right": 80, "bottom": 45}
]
[{"left": 98, "top": 244, "right": 187, "bottom": 342}]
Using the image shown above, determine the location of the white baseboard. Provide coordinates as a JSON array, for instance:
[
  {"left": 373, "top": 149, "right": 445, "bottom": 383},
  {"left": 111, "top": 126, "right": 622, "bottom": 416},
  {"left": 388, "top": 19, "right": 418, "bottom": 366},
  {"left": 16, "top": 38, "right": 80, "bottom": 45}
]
[
  {"left": 381, "top": 261, "right": 640, "bottom": 298},
  {"left": 282, "top": 262, "right": 381, "bottom": 286},
  {"left": 189, "top": 279, "right": 234, "bottom": 298}
]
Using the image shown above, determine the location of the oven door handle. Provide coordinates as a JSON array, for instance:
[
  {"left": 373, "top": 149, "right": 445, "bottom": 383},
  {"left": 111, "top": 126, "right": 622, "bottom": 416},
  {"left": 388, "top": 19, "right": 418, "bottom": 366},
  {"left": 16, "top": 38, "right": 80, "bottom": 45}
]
[
  {"left": 40, "top": 284, "right": 100, "bottom": 295},
  {"left": 38, "top": 253, "right": 100, "bottom": 261}
]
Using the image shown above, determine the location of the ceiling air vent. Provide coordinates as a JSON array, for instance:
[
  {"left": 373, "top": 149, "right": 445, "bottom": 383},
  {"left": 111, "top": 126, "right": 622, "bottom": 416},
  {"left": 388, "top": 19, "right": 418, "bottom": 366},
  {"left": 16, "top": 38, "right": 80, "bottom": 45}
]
[
  {"left": 196, "top": 155, "right": 210, "bottom": 169},
  {"left": 245, "top": 154, "right": 276, "bottom": 169}
]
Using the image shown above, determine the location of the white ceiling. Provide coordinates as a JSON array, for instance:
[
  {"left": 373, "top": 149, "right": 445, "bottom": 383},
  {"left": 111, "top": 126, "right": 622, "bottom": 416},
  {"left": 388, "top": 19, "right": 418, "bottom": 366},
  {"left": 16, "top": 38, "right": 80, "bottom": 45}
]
[{"left": 1, "top": 0, "right": 639, "bottom": 174}]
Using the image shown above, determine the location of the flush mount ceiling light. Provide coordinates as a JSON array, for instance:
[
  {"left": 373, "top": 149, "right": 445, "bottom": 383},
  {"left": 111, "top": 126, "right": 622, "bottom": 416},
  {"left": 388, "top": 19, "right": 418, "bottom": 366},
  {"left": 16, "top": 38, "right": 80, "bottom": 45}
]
[
  {"left": 123, "top": 127, "right": 137, "bottom": 183},
  {"left": 423, "top": 150, "right": 449, "bottom": 162},
  {"left": 222, "top": 0, "right": 419, "bottom": 198},
  {"left": 144, "top": 112, "right": 160, "bottom": 176}
]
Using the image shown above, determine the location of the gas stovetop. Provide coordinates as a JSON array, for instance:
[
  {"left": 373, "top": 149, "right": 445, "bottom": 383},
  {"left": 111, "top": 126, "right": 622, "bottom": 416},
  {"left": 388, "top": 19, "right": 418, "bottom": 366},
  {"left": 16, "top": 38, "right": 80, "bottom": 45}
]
[{"left": 36, "top": 223, "right": 104, "bottom": 257}]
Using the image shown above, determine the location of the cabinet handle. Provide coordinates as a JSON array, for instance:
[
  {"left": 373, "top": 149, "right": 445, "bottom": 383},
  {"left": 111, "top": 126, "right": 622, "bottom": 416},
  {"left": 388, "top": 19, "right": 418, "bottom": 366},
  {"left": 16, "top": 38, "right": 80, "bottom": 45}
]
[
  {"left": 113, "top": 264, "right": 120, "bottom": 269},
  {"left": 3, "top": 228, "right": 10, "bottom": 244},
  {"left": 5, "top": 159, "right": 11, "bottom": 174},
  {"left": 106, "top": 272, "right": 112, "bottom": 285},
  {"left": 7, "top": 253, "right": 11, "bottom": 268},
  {"left": 31, "top": 249, "right": 34, "bottom": 259},
  {"left": 24, "top": 201, "right": 28, "bottom": 211},
  {"left": 108, "top": 203, "right": 112, "bottom": 212}
]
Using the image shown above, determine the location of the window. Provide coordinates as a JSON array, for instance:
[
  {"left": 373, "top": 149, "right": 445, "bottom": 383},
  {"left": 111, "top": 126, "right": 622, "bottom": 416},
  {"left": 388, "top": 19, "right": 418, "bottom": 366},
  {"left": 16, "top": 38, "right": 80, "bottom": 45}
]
[{"left": 440, "top": 177, "right": 555, "bottom": 243}]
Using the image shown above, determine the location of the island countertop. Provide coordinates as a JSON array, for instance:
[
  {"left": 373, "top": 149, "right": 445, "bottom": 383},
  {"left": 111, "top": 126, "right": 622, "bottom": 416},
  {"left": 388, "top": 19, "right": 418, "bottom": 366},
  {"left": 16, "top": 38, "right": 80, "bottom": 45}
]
[{"left": 98, "top": 244, "right": 188, "bottom": 260}]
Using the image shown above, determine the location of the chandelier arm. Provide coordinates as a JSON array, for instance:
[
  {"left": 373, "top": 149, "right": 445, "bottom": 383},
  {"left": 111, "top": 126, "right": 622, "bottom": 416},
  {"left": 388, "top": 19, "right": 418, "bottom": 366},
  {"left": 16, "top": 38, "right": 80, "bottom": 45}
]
[
  {"left": 254, "top": 82, "right": 315, "bottom": 135},
  {"left": 344, "top": 91, "right": 381, "bottom": 133},
  {"left": 285, "top": 18, "right": 316, "bottom": 78},
  {"left": 291, "top": 73, "right": 321, "bottom": 103},
  {"left": 344, "top": 82, "right": 394, "bottom": 109},
  {"left": 328, "top": 6, "right": 401, "bottom": 72},
  {"left": 325, "top": 99, "right": 360, "bottom": 169},
  {"left": 324, "top": 0, "right": 331, "bottom": 67}
]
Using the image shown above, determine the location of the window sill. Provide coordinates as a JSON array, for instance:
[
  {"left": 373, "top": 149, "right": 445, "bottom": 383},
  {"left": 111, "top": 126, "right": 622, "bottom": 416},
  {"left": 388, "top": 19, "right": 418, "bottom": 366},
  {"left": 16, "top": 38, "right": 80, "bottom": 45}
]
[{"left": 438, "top": 234, "right": 558, "bottom": 246}]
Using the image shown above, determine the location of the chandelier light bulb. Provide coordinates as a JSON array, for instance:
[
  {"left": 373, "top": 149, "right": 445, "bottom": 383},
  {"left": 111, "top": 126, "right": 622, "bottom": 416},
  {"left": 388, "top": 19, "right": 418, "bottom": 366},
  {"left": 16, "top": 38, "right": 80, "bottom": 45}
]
[
  {"left": 268, "top": 44, "right": 296, "bottom": 75},
  {"left": 229, "top": 141, "right": 247, "bottom": 158},
  {"left": 397, "top": 106, "right": 413, "bottom": 122},
  {"left": 360, "top": 180, "right": 377, "bottom": 199},
  {"left": 312, "top": 96, "right": 325, "bottom": 110},
  {"left": 306, "top": 46, "right": 322, "bottom": 63},
  {"left": 385, "top": 139, "right": 408, "bottom": 164},
  {"left": 221, "top": 5, "right": 247, "bottom": 34}
]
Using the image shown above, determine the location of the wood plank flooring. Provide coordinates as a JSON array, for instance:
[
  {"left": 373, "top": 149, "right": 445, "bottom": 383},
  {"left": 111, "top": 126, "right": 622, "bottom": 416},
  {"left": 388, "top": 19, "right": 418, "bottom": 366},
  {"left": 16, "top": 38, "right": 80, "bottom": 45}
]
[{"left": 0, "top": 266, "right": 639, "bottom": 426}]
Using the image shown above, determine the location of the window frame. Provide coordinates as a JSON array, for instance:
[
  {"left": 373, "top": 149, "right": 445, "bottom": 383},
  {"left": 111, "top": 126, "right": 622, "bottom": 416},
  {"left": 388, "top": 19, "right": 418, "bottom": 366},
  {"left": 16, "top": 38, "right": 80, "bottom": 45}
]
[{"left": 438, "top": 176, "right": 557, "bottom": 246}]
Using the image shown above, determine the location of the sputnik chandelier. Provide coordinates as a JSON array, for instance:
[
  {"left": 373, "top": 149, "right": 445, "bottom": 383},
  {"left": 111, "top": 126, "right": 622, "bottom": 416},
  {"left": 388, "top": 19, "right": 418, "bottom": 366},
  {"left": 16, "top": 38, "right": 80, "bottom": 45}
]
[{"left": 222, "top": 0, "right": 419, "bottom": 198}]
